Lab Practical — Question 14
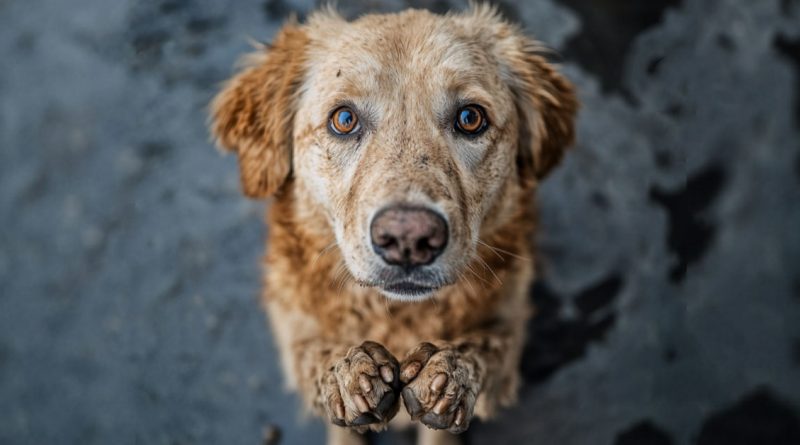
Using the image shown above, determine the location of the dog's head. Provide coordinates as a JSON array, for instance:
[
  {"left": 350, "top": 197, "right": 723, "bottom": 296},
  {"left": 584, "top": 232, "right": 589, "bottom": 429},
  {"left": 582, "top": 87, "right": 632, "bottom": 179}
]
[{"left": 211, "top": 6, "right": 577, "bottom": 301}]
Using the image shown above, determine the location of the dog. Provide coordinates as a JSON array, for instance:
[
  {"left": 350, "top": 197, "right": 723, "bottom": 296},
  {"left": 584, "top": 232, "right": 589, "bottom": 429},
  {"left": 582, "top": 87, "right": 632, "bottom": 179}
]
[{"left": 210, "top": 5, "right": 576, "bottom": 444}]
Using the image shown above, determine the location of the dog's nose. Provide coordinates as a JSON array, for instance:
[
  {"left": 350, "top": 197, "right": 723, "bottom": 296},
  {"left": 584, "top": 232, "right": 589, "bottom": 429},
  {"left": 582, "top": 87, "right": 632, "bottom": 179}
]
[{"left": 370, "top": 206, "right": 448, "bottom": 268}]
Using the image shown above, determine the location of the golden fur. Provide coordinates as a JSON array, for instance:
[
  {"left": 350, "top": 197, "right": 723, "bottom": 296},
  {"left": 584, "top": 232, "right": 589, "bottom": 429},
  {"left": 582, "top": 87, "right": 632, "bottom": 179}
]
[{"left": 210, "top": 5, "right": 576, "bottom": 445}]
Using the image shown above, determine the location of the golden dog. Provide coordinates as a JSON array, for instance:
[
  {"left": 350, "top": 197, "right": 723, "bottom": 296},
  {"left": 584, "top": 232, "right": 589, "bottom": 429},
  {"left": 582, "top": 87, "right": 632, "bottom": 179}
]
[{"left": 210, "top": 5, "right": 576, "bottom": 444}]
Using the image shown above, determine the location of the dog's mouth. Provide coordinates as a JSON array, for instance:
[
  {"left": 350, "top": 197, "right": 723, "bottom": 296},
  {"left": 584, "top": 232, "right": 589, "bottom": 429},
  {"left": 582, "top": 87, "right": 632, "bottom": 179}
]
[
  {"left": 382, "top": 281, "right": 439, "bottom": 297},
  {"left": 367, "top": 275, "right": 457, "bottom": 301},
  {"left": 356, "top": 274, "right": 452, "bottom": 301},
  {"left": 352, "top": 260, "right": 458, "bottom": 301}
]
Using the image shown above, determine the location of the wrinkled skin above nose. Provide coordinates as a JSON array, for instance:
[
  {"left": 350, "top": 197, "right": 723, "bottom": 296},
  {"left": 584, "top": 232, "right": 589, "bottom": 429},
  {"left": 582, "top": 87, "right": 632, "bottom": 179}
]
[{"left": 370, "top": 206, "right": 448, "bottom": 269}]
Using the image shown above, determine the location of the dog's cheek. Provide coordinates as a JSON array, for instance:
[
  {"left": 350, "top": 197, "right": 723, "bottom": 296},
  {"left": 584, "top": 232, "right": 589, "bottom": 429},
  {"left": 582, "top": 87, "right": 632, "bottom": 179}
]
[
  {"left": 478, "top": 140, "right": 519, "bottom": 221},
  {"left": 335, "top": 224, "right": 374, "bottom": 282},
  {"left": 294, "top": 149, "right": 334, "bottom": 208}
]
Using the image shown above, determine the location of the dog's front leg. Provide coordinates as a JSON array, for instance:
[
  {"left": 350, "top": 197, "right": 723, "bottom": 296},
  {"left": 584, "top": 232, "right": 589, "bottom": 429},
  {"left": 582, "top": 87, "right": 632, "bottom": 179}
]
[
  {"left": 398, "top": 323, "right": 524, "bottom": 434},
  {"left": 292, "top": 338, "right": 403, "bottom": 434}
]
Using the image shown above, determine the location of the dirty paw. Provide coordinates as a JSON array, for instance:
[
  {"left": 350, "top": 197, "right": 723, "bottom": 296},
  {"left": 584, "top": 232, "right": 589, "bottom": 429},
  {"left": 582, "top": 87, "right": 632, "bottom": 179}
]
[
  {"left": 322, "top": 341, "right": 401, "bottom": 432},
  {"left": 399, "top": 342, "right": 479, "bottom": 434}
]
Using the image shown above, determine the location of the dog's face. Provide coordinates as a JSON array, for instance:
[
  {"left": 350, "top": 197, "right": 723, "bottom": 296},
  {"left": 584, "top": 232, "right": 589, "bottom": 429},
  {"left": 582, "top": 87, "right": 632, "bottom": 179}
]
[{"left": 211, "top": 7, "right": 576, "bottom": 301}]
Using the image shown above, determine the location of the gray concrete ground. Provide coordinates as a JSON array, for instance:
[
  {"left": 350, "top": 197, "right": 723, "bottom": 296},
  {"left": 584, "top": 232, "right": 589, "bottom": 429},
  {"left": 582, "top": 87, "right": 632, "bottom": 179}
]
[{"left": 1, "top": 0, "right": 799, "bottom": 444}]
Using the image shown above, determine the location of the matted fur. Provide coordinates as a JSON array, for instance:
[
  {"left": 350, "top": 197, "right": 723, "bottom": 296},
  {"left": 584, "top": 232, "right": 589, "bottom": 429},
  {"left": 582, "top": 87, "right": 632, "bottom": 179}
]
[{"left": 210, "top": 5, "right": 576, "bottom": 444}]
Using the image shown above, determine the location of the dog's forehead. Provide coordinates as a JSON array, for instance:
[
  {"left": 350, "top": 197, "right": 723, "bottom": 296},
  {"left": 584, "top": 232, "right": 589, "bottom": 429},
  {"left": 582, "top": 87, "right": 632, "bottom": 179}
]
[{"left": 307, "top": 11, "right": 499, "bottom": 95}]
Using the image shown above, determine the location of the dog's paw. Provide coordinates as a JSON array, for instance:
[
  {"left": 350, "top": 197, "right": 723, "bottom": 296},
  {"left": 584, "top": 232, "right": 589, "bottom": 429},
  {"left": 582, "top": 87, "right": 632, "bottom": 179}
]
[
  {"left": 321, "top": 341, "right": 401, "bottom": 432},
  {"left": 399, "top": 342, "right": 479, "bottom": 434}
]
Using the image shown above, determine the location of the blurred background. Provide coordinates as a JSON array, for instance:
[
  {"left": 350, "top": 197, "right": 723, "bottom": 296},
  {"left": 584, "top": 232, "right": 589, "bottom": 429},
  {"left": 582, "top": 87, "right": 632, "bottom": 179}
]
[{"left": 1, "top": 0, "right": 799, "bottom": 444}]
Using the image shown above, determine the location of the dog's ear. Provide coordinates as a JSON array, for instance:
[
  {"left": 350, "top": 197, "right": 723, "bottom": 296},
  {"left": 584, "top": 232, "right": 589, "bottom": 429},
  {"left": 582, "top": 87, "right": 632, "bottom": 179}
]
[
  {"left": 210, "top": 23, "right": 308, "bottom": 198},
  {"left": 507, "top": 42, "right": 578, "bottom": 184},
  {"left": 476, "top": 8, "right": 577, "bottom": 184}
]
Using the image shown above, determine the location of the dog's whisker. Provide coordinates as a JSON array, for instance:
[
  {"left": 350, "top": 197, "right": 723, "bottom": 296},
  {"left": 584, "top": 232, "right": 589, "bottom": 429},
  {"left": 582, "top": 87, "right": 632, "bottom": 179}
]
[
  {"left": 458, "top": 271, "right": 478, "bottom": 296},
  {"left": 311, "top": 241, "right": 339, "bottom": 269},
  {"left": 327, "top": 262, "right": 342, "bottom": 287},
  {"left": 329, "top": 261, "right": 350, "bottom": 292},
  {"left": 464, "top": 263, "right": 490, "bottom": 289},
  {"left": 477, "top": 239, "right": 505, "bottom": 261},
  {"left": 475, "top": 254, "right": 503, "bottom": 286},
  {"left": 477, "top": 239, "right": 531, "bottom": 262},
  {"left": 430, "top": 292, "right": 440, "bottom": 309},
  {"left": 382, "top": 296, "right": 394, "bottom": 318},
  {"left": 335, "top": 266, "right": 352, "bottom": 297},
  {"left": 335, "top": 276, "right": 347, "bottom": 299}
]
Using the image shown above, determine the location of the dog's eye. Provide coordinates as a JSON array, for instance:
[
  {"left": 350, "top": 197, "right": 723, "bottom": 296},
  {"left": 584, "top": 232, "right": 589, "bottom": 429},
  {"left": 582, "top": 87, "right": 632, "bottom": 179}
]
[
  {"left": 329, "top": 107, "right": 360, "bottom": 135},
  {"left": 455, "top": 105, "right": 488, "bottom": 135}
]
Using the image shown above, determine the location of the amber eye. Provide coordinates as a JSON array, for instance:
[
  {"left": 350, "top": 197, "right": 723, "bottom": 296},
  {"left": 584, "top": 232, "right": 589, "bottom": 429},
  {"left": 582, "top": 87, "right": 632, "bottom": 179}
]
[
  {"left": 455, "top": 105, "right": 488, "bottom": 135},
  {"left": 329, "top": 106, "right": 359, "bottom": 135}
]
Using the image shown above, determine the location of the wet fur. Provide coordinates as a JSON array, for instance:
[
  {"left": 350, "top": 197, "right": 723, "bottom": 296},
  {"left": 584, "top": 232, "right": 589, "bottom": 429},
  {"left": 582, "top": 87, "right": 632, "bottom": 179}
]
[{"left": 210, "top": 5, "right": 576, "bottom": 443}]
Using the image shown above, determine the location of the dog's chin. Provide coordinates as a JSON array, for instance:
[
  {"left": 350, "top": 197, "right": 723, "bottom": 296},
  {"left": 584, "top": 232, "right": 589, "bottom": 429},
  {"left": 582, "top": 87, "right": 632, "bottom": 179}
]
[
  {"left": 351, "top": 261, "right": 456, "bottom": 302},
  {"left": 378, "top": 282, "right": 439, "bottom": 302}
]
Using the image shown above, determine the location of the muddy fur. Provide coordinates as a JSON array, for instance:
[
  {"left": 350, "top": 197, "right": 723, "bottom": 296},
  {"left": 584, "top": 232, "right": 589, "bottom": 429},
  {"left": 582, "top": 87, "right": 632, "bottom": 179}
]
[{"left": 210, "top": 5, "right": 576, "bottom": 444}]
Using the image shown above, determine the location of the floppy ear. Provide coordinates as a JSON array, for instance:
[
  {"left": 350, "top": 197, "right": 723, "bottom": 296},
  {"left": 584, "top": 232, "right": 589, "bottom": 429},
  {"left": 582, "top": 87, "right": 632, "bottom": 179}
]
[
  {"left": 501, "top": 35, "right": 578, "bottom": 184},
  {"left": 210, "top": 23, "right": 308, "bottom": 198}
]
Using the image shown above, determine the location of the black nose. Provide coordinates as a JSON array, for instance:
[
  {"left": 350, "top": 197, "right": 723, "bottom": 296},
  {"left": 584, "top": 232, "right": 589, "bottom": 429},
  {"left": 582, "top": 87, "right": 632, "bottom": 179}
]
[{"left": 370, "top": 206, "right": 448, "bottom": 269}]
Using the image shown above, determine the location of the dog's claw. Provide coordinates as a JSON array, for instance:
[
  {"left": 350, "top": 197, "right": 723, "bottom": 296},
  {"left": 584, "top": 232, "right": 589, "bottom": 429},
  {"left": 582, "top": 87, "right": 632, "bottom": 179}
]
[
  {"left": 333, "top": 401, "right": 345, "bottom": 420},
  {"left": 351, "top": 413, "right": 379, "bottom": 426},
  {"left": 375, "top": 391, "right": 396, "bottom": 419},
  {"left": 358, "top": 374, "right": 373, "bottom": 394},
  {"left": 432, "top": 396, "right": 451, "bottom": 415},
  {"left": 421, "top": 411, "right": 452, "bottom": 430},
  {"left": 402, "top": 387, "right": 424, "bottom": 420},
  {"left": 380, "top": 365, "right": 394, "bottom": 384},
  {"left": 454, "top": 407, "right": 465, "bottom": 426},
  {"left": 353, "top": 394, "right": 370, "bottom": 413},
  {"left": 401, "top": 361, "right": 422, "bottom": 383},
  {"left": 430, "top": 373, "right": 447, "bottom": 392}
]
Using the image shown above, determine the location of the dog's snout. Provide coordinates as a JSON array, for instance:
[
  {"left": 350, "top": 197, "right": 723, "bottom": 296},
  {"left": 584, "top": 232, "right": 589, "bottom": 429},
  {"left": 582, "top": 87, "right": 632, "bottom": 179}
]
[{"left": 370, "top": 206, "right": 448, "bottom": 268}]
